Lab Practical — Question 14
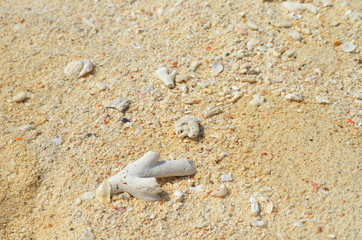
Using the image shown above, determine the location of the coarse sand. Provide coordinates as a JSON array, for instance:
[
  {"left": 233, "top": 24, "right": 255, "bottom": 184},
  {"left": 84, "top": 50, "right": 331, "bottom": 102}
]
[{"left": 0, "top": 0, "right": 361, "bottom": 239}]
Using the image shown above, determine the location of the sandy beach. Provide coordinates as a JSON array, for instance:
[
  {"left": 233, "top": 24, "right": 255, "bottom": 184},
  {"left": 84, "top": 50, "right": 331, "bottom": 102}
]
[{"left": 0, "top": 0, "right": 361, "bottom": 239}]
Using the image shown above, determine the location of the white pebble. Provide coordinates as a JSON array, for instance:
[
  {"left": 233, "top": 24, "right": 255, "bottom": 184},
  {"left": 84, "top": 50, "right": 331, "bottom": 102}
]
[
  {"left": 282, "top": 2, "right": 318, "bottom": 14},
  {"left": 82, "top": 231, "right": 94, "bottom": 240},
  {"left": 212, "top": 59, "right": 224, "bottom": 74},
  {"left": 82, "top": 191, "right": 96, "bottom": 200},
  {"left": 221, "top": 174, "right": 233, "bottom": 182},
  {"left": 210, "top": 184, "right": 228, "bottom": 197},
  {"left": 270, "top": 19, "right": 292, "bottom": 28},
  {"left": 247, "top": 21, "right": 259, "bottom": 30},
  {"left": 12, "top": 92, "right": 28, "bottom": 103},
  {"left": 65, "top": 59, "right": 94, "bottom": 79},
  {"left": 204, "top": 107, "right": 223, "bottom": 118},
  {"left": 293, "top": 221, "right": 304, "bottom": 227},
  {"left": 53, "top": 137, "right": 62, "bottom": 145},
  {"left": 319, "top": 0, "right": 333, "bottom": 7},
  {"left": 286, "top": 92, "right": 304, "bottom": 102},
  {"left": 265, "top": 201, "right": 274, "bottom": 214},
  {"left": 174, "top": 190, "right": 184, "bottom": 201},
  {"left": 249, "top": 94, "right": 265, "bottom": 106},
  {"left": 253, "top": 220, "right": 266, "bottom": 227},
  {"left": 190, "top": 185, "right": 205, "bottom": 192},
  {"left": 342, "top": 41, "right": 357, "bottom": 53},
  {"left": 154, "top": 67, "right": 178, "bottom": 88},
  {"left": 19, "top": 124, "right": 34, "bottom": 131},
  {"left": 289, "top": 31, "right": 302, "bottom": 41},
  {"left": 315, "top": 96, "right": 331, "bottom": 104},
  {"left": 250, "top": 196, "right": 260, "bottom": 216},
  {"left": 284, "top": 49, "right": 296, "bottom": 58}
]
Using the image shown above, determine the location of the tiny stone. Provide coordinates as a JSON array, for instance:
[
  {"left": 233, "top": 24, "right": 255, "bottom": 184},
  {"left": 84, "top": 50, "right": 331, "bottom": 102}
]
[
  {"left": 174, "top": 190, "right": 184, "bottom": 201},
  {"left": 294, "top": 221, "right": 304, "bottom": 227},
  {"left": 121, "top": 192, "right": 131, "bottom": 200},
  {"left": 53, "top": 137, "right": 62, "bottom": 145},
  {"left": 253, "top": 220, "right": 266, "bottom": 227},
  {"left": 265, "top": 201, "right": 274, "bottom": 214},
  {"left": 82, "top": 191, "right": 96, "bottom": 200},
  {"left": 270, "top": 19, "right": 292, "bottom": 28},
  {"left": 82, "top": 230, "right": 95, "bottom": 240},
  {"left": 19, "top": 124, "right": 34, "bottom": 131},
  {"left": 315, "top": 96, "right": 331, "bottom": 104},
  {"left": 289, "top": 31, "right": 302, "bottom": 41},
  {"left": 12, "top": 92, "right": 28, "bottom": 103},
  {"left": 247, "top": 21, "right": 259, "bottom": 30},
  {"left": 286, "top": 92, "right": 304, "bottom": 102},
  {"left": 212, "top": 59, "right": 223, "bottom": 74},
  {"left": 250, "top": 196, "right": 260, "bottom": 216},
  {"left": 221, "top": 174, "right": 233, "bottom": 182},
  {"left": 250, "top": 94, "right": 265, "bottom": 106},
  {"left": 204, "top": 107, "right": 223, "bottom": 118},
  {"left": 284, "top": 49, "right": 296, "bottom": 58}
]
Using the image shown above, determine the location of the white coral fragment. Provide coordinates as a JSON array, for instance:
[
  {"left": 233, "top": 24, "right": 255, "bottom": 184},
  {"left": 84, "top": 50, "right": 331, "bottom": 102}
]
[
  {"left": 286, "top": 92, "right": 304, "bottom": 102},
  {"left": 176, "top": 115, "right": 201, "bottom": 139},
  {"left": 282, "top": 2, "right": 319, "bottom": 14},
  {"left": 65, "top": 59, "right": 94, "bottom": 79},
  {"left": 96, "top": 151, "right": 197, "bottom": 202},
  {"left": 103, "top": 97, "right": 131, "bottom": 112},
  {"left": 154, "top": 67, "right": 178, "bottom": 89}
]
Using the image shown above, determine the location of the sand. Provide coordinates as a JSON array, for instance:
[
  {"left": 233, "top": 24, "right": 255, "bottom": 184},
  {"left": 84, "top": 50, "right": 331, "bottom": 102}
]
[{"left": 0, "top": 0, "right": 361, "bottom": 239}]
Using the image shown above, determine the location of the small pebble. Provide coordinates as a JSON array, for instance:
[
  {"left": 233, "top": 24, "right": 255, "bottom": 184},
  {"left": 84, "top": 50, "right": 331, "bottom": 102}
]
[
  {"left": 315, "top": 96, "right": 331, "bottom": 104},
  {"left": 212, "top": 59, "right": 223, "bottom": 74},
  {"left": 284, "top": 49, "right": 296, "bottom": 58},
  {"left": 247, "top": 21, "right": 259, "bottom": 30},
  {"left": 210, "top": 184, "right": 228, "bottom": 197},
  {"left": 249, "top": 94, "right": 265, "bottom": 106},
  {"left": 53, "top": 137, "right": 62, "bottom": 145},
  {"left": 289, "top": 31, "right": 302, "bottom": 41},
  {"left": 270, "top": 19, "right": 292, "bottom": 28},
  {"left": 82, "top": 230, "right": 95, "bottom": 240},
  {"left": 174, "top": 190, "right": 184, "bottom": 201},
  {"left": 265, "top": 201, "right": 274, "bottom": 214},
  {"left": 282, "top": 2, "right": 319, "bottom": 14},
  {"left": 294, "top": 221, "right": 304, "bottom": 227},
  {"left": 204, "top": 107, "right": 223, "bottom": 118},
  {"left": 12, "top": 92, "right": 28, "bottom": 103},
  {"left": 253, "top": 220, "right": 266, "bottom": 227},
  {"left": 82, "top": 191, "right": 96, "bottom": 200},
  {"left": 286, "top": 92, "right": 304, "bottom": 102},
  {"left": 19, "top": 124, "right": 34, "bottom": 131},
  {"left": 221, "top": 174, "right": 233, "bottom": 182},
  {"left": 121, "top": 192, "right": 131, "bottom": 200},
  {"left": 250, "top": 196, "right": 260, "bottom": 216}
]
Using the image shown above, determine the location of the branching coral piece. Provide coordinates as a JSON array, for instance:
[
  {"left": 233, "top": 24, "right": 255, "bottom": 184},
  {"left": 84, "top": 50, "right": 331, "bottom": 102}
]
[{"left": 96, "top": 151, "right": 197, "bottom": 202}]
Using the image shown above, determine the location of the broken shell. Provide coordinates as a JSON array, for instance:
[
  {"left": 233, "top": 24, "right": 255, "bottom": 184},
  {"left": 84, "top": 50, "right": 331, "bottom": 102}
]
[
  {"left": 96, "top": 181, "right": 112, "bottom": 203},
  {"left": 154, "top": 67, "right": 178, "bottom": 88},
  {"left": 250, "top": 196, "right": 260, "bottom": 216},
  {"left": 210, "top": 184, "right": 228, "bottom": 197},
  {"left": 265, "top": 201, "right": 274, "bottom": 214},
  {"left": 212, "top": 59, "right": 224, "bottom": 74},
  {"left": 342, "top": 41, "right": 357, "bottom": 53},
  {"left": 65, "top": 59, "right": 94, "bottom": 79}
]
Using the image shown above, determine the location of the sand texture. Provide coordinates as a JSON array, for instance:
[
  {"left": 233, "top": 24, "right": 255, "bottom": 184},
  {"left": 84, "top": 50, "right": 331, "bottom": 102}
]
[{"left": 0, "top": 0, "right": 361, "bottom": 239}]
